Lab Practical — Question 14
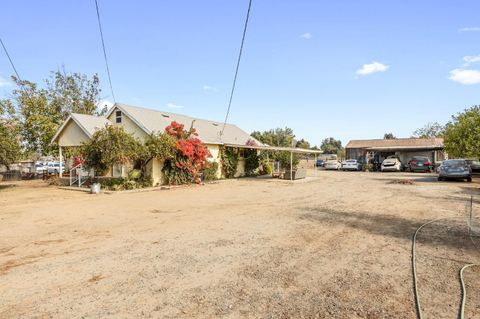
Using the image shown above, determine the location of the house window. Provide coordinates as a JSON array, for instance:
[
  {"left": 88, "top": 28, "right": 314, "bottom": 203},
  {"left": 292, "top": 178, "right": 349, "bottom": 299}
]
[{"left": 115, "top": 110, "right": 122, "bottom": 123}]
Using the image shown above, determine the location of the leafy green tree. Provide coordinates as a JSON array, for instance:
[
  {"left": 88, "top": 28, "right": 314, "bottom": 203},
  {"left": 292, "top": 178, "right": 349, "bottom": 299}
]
[
  {"left": 46, "top": 69, "right": 104, "bottom": 119},
  {"left": 296, "top": 138, "right": 311, "bottom": 149},
  {"left": 443, "top": 106, "right": 480, "bottom": 159},
  {"left": 5, "top": 70, "right": 103, "bottom": 155},
  {"left": 251, "top": 127, "right": 299, "bottom": 169},
  {"left": 251, "top": 127, "right": 295, "bottom": 147},
  {"left": 320, "top": 137, "right": 343, "bottom": 154},
  {"left": 0, "top": 125, "right": 21, "bottom": 170},
  {"left": 383, "top": 133, "right": 396, "bottom": 139},
  {"left": 10, "top": 77, "right": 62, "bottom": 155},
  {"left": 81, "top": 125, "right": 142, "bottom": 174},
  {"left": 412, "top": 122, "right": 445, "bottom": 138},
  {"left": 138, "top": 132, "right": 177, "bottom": 175},
  {"left": 0, "top": 101, "right": 21, "bottom": 169}
]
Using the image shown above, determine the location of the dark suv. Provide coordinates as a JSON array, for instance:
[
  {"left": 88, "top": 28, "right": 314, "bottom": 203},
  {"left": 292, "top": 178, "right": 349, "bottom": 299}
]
[{"left": 406, "top": 156, "right": 433, "bottom": 172}]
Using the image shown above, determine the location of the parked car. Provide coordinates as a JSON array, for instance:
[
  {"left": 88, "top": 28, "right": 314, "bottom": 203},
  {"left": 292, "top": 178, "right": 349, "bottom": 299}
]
[
  {"left": 324, "top": 160, "right": 342, "bottom": 170},
  {"left": 47, "top": 162, "right": 65, "bottom": 174},
  {"left": 341, "top": 159, "right": 362, "bottom": 171},
  {"left": 315, "top": 159, "right": 325, "bottom": 167},
  {"left": 381, "top": 156, "right": 402, "bottom": 172},
  {"left": 466, "top": 159, "right": 480, "bottom": 173},
  {"left": 406, "top": 156, "right": 433, "bottom": 172},
  {"left": 438, "top": 159, "right": 472, "bottom": 182},
  {"left": 35, "top": 162, "right": 47, "bottom": 174}
]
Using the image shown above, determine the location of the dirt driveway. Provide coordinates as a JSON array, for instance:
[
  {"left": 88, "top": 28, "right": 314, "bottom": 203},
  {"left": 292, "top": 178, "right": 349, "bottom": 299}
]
[{"left": 1, "top": 171, "right": 479, "bottom": 318}]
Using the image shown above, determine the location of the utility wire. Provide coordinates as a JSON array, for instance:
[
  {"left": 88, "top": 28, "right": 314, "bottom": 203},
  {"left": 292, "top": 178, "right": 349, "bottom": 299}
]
[
  {"left": 221, "top": 0, "right": 252, "bottom": 136},
  {"left": 94, "top": 0, "right": 116, "bottom": 103},
  {"left": 0, "top": 37, "right": 22, "bottom": 81}
]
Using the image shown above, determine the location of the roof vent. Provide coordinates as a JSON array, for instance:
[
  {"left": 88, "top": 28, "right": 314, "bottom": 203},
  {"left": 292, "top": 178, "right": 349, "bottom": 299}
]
[
  {"left": 212, "top": 123, "right": 219, "bottom": 126},
  {"left": 161, "top": 114, "right": 170, "bottom": 118}
]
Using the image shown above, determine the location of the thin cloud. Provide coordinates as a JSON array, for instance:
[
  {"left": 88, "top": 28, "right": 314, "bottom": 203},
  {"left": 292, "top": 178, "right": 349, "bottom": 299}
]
[
  {"left": 356, "top": 62, "right": 389, "bottom": 76},
  {"left": 167, "top": 102, "right": 184, "bottom": 109},
  {"left": 458, "top": 27, "right": 480, "bottom": 32},
  {"left": 300, "top": 32, "right": 312, "bottom": 39},
  {"left": 203, "top": 85, "right": 217, "bottom": 92},
  {"left": 463, "top": 55, "right": 480, "bottom": 66},
  {"left": 0, "top": 76, "right": 11, "bottom": 87},
  {"left": 448, "top": 69, "right": 480, "bottom": 85}
]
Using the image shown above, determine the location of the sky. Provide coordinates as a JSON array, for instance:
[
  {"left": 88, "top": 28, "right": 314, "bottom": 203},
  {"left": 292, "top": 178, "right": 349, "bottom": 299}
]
[{"left": 1, "top": 0, "right": 480, "bottom": 146}]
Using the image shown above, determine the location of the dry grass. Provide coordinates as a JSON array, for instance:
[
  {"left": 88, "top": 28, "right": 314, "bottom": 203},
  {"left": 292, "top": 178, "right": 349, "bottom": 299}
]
[{"left": 0, "top": 172, "right": 479, "bottom": 318}]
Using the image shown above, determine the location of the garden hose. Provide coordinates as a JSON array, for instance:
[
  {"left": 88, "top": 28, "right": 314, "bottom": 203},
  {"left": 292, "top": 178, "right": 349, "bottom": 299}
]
[
  {"left": 459, "top": 264, "right": 480, "bottom": 319},
  {"left": 412, "top": 218, "right": 445, "bottom": 319},
  {"left": 412, "top": 216, "right": 479, "bottom": 319}
]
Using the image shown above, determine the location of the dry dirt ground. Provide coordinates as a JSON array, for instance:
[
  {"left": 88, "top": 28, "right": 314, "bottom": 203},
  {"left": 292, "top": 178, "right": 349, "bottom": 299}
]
[{"left": 1, "top": 170, "right": 479, "bottom": 319}]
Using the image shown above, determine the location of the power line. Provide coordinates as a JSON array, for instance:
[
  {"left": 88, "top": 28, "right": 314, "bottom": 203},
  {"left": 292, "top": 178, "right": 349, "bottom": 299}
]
[
  {"left": 221, "top": 0, "right": 253, "bottom": 136},
  {"left": 94, "top": 0, "right": 116, "bottom": 103},
  {"left": 0, "top": 37, "right": 22, "bottom": 81}
]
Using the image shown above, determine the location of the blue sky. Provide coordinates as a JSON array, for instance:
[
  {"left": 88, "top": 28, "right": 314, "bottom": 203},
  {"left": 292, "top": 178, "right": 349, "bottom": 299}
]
[{"left": 1, "top": 0, "right": 479, "bottom": 146}]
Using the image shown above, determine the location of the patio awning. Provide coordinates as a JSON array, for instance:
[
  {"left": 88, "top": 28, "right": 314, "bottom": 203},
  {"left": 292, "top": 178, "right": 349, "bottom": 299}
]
[
  {"left": 365, "top": 146, "right": 443, "bottom": 151},
  {"left": 223, "top": 143, "right": 323, "bottom": 154}
]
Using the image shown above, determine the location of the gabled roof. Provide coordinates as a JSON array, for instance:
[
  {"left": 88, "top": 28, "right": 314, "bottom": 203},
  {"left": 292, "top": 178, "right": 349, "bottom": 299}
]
[
  {"left": 346, "top": 138, "right": 444, "bottom": 149},
  {"left": 106, "top": 103, "right": 262, "bottom": 146},
  {"left": 51, "top": 113, "right": 111, "bottom": 143}
]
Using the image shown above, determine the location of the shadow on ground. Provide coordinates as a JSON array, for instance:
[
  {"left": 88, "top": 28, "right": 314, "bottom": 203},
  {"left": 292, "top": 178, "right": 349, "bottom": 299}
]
[{"left": 299, "top": 206, "right": 479, "bottom": 252}]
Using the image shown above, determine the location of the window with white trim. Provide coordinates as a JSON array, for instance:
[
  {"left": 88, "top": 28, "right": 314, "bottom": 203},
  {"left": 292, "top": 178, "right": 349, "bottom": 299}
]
[{"left": 115, "top": 110, "right": 122, "bottom": 123}]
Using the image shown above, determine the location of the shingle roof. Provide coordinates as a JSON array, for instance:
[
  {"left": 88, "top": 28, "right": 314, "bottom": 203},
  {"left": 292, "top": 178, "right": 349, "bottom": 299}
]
[
  {"left": 70, "top": 113, "right": 111, "bottom": 137},
  {"left": 110, "top": 103, "right": 262, "bottom": 146},
  {"left": 345, "top": 138, "right": 444, "bottom": 149},
  {"left": 51, "top": 113, "right": 111, "bottom": 144}
]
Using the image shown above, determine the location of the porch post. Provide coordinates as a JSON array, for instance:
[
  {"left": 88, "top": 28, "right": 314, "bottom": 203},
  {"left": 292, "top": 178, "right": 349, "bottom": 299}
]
[
  {"left": 290, "top": 151, "right": 293, "bottom": 181},
  {"left": 266, "top": 152, "right": 270, "bottom": 176},
  {"left": 59, "top": 146, "right": 63, "bottom": 178}
]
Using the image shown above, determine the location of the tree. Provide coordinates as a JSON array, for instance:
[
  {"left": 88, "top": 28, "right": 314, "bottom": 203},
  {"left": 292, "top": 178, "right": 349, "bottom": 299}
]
[
  {"left": 443, "top": 106, "right": 480, "bottom": 159},
  {"left": 320, "top": 137, "right": 343, "bottom": 154},
  {"left": 251, "top": 127, "right": 299, "bottom": 169},
  {"left": 296, "top": 138, "right": 311, "bottom": 149},
  {"left": 81, "top": 125, "right": 142, "bottom": 175},
  {"left": 383, "top": 133, "right": 396, "bottom": 139},
  {"left": 412, "top": 122, "right": 445, "bottom": 138},
  {"left": 143, "top": 132, "right": 176, "bottom": 163},
  {"left": 251, "top": 127, "right": 295, "bottom": 147},
  {"left": 5, "top": 70, "right": 103, "bottom": 155},
  {"left": 46, "top": 69, "right": 105, "bottom": 120},
  {"left": 0, "top": 101, "right": 21, "bottom": 169}
]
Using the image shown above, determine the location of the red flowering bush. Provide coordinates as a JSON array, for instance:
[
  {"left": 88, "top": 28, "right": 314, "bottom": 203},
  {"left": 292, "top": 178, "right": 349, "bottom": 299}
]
[{"left": 162, "top": 121, "right": 212, "bottom": 185}]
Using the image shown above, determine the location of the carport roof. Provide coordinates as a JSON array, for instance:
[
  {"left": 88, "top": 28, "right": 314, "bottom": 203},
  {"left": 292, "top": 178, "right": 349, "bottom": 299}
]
[{"left": 346, "top": 138, "right": 444, "bottom": 150}]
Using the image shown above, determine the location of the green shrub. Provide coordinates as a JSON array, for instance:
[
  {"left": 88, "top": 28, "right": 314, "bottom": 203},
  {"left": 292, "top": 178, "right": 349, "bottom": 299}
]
[
  {"left": 362, "top": 163, "right": 373, "bottom": 172},
  {"left": 220, "top": 146, "right": 239, "bottom": 178},
  {"left": 128, "top": 169, "right": 142, "bottom": 180},
  {"left": 276, "top": 151, "right": 299, "bottom": 170},
  {"left": 244, "top": 149, "right": 260, "bottom": 176},
  {"left": 202, "top": 161, "right": 219, "bottom": 181},
  {"left": 98, "top": 173, "right": 153, "bottom": 191},
  {"left": 261, "top": 161, "right": 273, "bottom": 175}
]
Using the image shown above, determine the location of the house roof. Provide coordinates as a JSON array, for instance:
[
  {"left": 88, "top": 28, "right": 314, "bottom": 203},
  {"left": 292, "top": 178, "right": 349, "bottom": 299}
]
[
  {"left": 51, "top": 113, "right": 111, "bottom": 143},
  {"left": 345, "top": 138, "right": 444, "bottom": 150},
  {"left": 107, "top": 103, "right": 262, "bottom": 146}
]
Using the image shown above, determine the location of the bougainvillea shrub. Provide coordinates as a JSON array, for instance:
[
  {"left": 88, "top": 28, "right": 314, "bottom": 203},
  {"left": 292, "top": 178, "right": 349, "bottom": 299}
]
[{"left": 162, "top": 121, "right": 212, "bottom": 185}]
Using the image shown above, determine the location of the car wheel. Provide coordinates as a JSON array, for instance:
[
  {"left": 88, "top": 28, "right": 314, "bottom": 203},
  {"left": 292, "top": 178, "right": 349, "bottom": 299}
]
[
  {"left": 467, "top": 177, "right": 472, "bottom": 182},
  {"left": 438, "top": 177, "right": 443, "bottom": 181}
]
